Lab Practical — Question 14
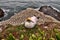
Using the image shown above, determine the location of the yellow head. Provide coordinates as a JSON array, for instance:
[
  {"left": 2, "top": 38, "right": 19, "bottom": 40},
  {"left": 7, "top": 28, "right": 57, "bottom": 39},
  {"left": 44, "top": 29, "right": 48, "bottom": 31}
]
[{"left": 26, "top": 17, "right": 31, "bottom": 22}]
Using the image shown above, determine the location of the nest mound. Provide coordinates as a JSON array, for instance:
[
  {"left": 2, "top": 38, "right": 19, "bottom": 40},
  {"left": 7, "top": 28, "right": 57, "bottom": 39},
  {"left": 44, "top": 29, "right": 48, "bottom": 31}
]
[
  {"left": 0, "top": 8, "right": 60, "bottom": 32},
  {"left": 0, "top": 8, "right": 60, "bottom": 40}
]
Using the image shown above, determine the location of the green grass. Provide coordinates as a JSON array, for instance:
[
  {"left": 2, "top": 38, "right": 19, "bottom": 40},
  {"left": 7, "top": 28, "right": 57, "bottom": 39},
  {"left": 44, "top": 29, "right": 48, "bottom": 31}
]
[{"left": 0, "top": 24, "right": 60, "bottom": 40}]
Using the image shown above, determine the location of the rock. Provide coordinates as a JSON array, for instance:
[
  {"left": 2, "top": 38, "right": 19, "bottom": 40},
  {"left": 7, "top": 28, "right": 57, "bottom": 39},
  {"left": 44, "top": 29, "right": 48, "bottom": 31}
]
[
  {"left": 0, "top": 8, "right": 59, "bottom": 26},
  {"left": 39, "top": 6, "right": 60, "bottom": 21},
  {"left": 0, "top": 8, "right": 4, "bottom": 18}
]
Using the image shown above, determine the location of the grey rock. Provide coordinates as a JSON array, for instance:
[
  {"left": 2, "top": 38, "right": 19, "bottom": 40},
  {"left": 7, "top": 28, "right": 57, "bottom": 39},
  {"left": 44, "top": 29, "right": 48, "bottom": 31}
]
[{"left": 39, "top": 6, "right": 60, "bottom": 21}]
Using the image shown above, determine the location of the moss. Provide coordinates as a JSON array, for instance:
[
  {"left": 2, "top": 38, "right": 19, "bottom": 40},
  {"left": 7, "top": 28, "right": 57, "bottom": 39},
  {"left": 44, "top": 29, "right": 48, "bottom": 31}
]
[
  {"left": 6, "top": 33, "right": 15, "bottom": 40},
  {"left": 0, "top": 24, "right": 60, "bottom": 40}
]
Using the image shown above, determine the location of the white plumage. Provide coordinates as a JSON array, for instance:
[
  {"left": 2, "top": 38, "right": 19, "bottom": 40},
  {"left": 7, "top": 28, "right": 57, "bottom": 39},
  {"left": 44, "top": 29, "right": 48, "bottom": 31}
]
[{"left": 24, "top": 16, "right": 39, "bottom": 28}]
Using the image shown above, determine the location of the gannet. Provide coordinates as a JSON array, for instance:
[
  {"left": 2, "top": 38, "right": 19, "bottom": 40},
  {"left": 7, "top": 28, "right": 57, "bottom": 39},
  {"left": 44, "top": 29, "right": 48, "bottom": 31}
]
[{"left": 24, "top": 15, "right": 39, "bottom": 28}]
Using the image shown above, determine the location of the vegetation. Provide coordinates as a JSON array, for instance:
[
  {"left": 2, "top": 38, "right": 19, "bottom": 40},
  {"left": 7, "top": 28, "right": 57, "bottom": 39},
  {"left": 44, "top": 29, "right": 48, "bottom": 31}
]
[{"left": 0, "top": 22, "right": 60, "bottom": 40}]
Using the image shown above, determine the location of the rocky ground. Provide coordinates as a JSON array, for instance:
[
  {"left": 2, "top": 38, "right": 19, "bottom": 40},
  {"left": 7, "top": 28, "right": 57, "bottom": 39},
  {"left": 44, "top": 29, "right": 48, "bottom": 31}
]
[{"left": 0, "top": 8, "right": 60, "bottom": 40}]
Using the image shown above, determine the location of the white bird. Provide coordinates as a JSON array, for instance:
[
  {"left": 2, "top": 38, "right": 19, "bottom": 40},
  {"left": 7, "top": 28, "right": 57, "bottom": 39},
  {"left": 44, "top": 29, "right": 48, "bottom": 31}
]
[{"left": 24, "top": 15, "right": 39, "bottom": 28}]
